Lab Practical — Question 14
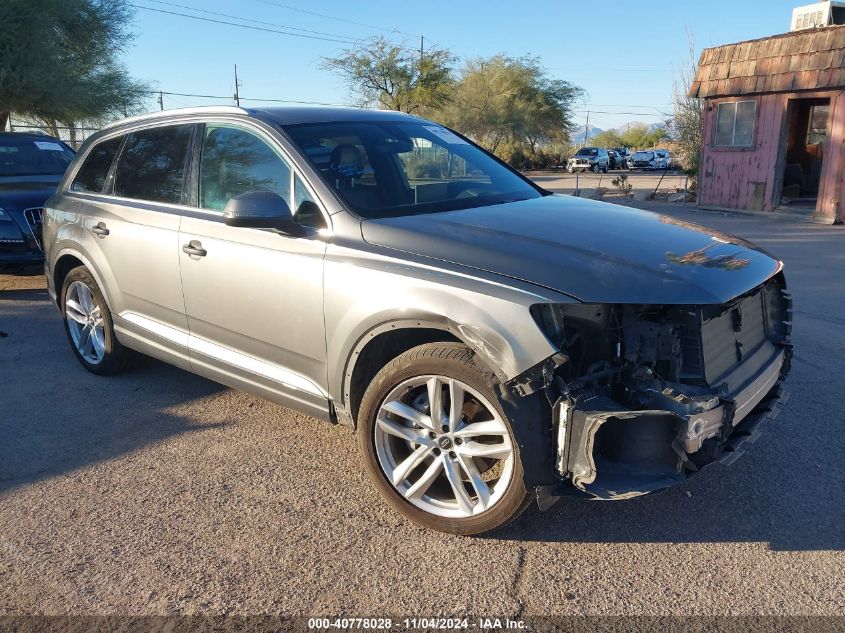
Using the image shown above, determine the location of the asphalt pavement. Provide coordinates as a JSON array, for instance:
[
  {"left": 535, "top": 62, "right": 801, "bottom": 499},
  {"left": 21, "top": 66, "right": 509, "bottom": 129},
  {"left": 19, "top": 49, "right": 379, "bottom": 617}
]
[{"left": 0, "top": 204, "right": 843, "bottom": 617}]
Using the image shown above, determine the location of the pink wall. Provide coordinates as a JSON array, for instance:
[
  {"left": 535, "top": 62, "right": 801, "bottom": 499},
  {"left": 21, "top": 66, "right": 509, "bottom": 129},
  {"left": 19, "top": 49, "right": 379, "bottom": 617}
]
[
  {"left": 817, "top": 91, "right": 845, "bottom": 221},
  {"left": 699, "top": 90, "right": 844, "bottom": 222}
]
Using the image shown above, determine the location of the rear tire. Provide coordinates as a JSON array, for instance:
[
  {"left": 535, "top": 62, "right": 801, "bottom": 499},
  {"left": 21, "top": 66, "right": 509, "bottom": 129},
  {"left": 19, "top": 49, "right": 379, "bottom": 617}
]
[
  {"left": 60, "top": 266, "right": 137, "bottom": 375},
  {"left": 357, "top": 343, "right": 532, "bottom": 535}
]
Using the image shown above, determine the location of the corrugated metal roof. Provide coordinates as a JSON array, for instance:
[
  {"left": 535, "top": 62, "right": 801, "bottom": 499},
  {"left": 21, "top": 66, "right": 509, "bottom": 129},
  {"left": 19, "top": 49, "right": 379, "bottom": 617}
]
[{"left": 689, "top": 24, "right": 845, "bottom": 98}]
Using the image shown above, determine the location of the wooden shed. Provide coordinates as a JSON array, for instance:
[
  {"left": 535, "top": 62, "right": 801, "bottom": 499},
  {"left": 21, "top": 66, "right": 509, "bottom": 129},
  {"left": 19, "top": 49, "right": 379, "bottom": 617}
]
[{"left": 690, "top": 24, "right": 845, "bottom": 223}]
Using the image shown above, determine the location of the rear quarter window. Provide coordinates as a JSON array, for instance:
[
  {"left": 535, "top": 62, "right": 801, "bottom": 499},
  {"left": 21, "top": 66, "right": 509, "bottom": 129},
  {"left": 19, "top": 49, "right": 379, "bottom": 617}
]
[
  {"left": 113, "top": 124, "right": 194, "bottom": 204},
  {"left": 70, "top": 137, "right": 124, "bottom": 194}
]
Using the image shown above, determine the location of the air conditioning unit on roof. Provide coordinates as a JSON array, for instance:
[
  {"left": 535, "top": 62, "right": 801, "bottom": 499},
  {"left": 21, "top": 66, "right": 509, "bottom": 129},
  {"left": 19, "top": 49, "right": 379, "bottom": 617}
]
[{"left": 791, "top": 1, "right": 845, "bottom": 30}]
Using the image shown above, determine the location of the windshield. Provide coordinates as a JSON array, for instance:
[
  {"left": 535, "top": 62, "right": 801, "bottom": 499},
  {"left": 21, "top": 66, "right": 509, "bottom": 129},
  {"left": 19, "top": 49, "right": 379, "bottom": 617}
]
[
  {"left": 0, "top": 137, "right": 74, "bottom": 177},
  {"left": 575, "top": 148, "right": 598, "bottom": 157},
  {"left": 282, "top": 120, "right": 542, "bottom": 219},
  {"left": 634, "top": 151, "right": 655, "bottom": 160}
]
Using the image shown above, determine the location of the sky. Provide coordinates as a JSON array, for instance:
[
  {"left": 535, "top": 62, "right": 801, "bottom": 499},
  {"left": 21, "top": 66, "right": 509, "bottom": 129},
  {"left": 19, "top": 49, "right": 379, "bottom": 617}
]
[{"left": 125, "top": 0, "right": 807, "bottom": 132}]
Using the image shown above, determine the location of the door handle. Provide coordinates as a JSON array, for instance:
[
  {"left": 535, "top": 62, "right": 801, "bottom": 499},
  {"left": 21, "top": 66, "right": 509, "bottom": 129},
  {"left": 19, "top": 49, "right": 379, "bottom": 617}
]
[
  {"left": 92, "top": 222, "right": 109, "bottom": 237},
  {"left": 182, "top": 241, "right": 207, "bottom": 257}
]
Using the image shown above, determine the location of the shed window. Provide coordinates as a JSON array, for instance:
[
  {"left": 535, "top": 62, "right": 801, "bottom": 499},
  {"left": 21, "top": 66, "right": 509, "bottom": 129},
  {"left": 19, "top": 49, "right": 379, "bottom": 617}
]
[
  {"left": 715, "top": 101, "right": 756, "bottom": 147},
  {"left": 806, "top": 104, "right": 830, "bottom": 145}
]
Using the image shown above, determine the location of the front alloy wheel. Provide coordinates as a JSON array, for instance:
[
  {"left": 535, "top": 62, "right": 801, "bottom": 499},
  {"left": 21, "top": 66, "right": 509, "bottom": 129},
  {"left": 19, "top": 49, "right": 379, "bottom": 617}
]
[
  {"left": 358, "top": 343, "right": 531, "bottom": 534},
  {"left": 374, "top": 375, "right": 515, "bottom": 518}
]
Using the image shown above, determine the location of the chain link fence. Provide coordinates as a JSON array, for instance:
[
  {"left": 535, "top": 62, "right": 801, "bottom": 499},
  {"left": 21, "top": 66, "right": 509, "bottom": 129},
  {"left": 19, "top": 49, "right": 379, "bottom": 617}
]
[{"left": 6, "top": 118, "right": 101, "bottom": 150}]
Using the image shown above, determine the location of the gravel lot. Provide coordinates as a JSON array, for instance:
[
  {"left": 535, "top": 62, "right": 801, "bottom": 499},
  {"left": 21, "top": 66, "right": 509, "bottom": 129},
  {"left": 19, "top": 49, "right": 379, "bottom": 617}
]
[
  {"left": 526, "top": 169, "right": 691, "bottom": 197},
  {"left": 1, "top": 205, "right": 843, "bottom": 618}
]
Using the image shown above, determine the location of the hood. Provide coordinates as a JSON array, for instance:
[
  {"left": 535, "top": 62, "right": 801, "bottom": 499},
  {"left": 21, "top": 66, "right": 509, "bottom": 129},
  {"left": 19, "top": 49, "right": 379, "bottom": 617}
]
[
  {"left": 361, "top": 196, "right": 782, "bottom": 304},
  {"left": 0, "top": 177, "right": 61, "bottom": 211}
]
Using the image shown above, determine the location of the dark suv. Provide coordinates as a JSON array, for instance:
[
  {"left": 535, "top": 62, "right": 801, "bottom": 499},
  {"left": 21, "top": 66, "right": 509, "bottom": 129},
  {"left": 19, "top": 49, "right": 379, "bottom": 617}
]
[{"left": 0, "top": 132, "right": 75, "bottom": 267}]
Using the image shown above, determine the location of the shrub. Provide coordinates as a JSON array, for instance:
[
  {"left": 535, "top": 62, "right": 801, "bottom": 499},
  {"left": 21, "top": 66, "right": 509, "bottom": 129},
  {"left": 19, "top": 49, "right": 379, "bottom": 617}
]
[{"left": 611, "top": 174, "right": 633, "bottom": 196}]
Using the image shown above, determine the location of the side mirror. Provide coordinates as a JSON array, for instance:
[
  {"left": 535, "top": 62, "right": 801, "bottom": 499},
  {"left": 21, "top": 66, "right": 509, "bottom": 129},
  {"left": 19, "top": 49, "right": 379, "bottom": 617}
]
[
  {"left": 294, "top": 199, "right": 327, "bottom": 229},
  {"left": 222, "top": 191, "right": 303, "bottom": 236}
]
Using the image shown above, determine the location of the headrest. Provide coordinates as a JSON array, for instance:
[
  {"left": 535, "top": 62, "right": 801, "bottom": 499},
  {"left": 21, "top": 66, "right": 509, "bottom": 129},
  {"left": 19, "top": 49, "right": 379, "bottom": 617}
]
[{"left": 330, "top": 144, "right": 364, "bottom": 179}]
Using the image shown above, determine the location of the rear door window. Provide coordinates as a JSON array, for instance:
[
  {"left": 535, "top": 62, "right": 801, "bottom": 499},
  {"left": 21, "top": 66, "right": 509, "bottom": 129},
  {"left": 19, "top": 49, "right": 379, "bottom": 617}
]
[
  {"left": 71, "top": 136, "right": 123, "bottom": 194},
  {"left": 113, "top": 124, "right": 194, "bottom": 204}
]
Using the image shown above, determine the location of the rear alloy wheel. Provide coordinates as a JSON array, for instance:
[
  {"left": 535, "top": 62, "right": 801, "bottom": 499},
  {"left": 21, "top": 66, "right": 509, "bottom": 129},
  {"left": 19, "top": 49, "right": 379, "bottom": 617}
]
[
  {"left": 358, "top": 343, "right": 531, "bottom": 534},
  {"left": 61, "top": 266, "right": 136, "bottom": 375},
  {"left": 65, "top": 280, "right": 106, "bottom": 365}
]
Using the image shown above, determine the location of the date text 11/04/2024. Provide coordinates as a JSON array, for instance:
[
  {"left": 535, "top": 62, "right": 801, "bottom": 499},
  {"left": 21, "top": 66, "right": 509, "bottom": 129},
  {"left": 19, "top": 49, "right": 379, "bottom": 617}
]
[{"left": 307, "top": 618, "right": 528, "bottom": 630}]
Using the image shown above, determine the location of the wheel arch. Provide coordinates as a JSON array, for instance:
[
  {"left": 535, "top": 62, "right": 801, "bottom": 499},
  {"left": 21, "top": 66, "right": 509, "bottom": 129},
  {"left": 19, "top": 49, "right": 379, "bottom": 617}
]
[
  {"left": 340, "top": 317, "right": 516, "bottom": 428},
  {"left": 52, "top": 248, "right": 112, "bottom": 311}
]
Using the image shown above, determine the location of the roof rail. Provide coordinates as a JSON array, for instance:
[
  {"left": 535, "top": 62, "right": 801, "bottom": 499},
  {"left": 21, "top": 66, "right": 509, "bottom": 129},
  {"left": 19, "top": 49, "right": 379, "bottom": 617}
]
[{"left": 100, "top": 106, "right": 250, "bottom": 131}]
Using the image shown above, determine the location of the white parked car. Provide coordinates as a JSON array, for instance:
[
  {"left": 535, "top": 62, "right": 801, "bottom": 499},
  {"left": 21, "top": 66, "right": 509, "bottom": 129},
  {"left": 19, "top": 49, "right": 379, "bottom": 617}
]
[{"left": 630, "top": 150, "right": 670, "bottom": 170}]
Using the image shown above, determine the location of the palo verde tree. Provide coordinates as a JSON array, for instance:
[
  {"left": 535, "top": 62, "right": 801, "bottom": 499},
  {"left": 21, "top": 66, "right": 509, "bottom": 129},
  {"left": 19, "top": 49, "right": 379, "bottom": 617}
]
[
  {"left": 619, "top": 123, "right": 669, "bottom": 149},
  {"left": 0, "top": 0, "right": 149, "bottom": 132},
  {"left": 436, "top": 55, "right": 583, "bottom": 164},
  {"left": 322, "top": 36, "right": 455, "bottom": 114},
  {"left": 588, "top": 129, "right": 625, "bottom": 149}
]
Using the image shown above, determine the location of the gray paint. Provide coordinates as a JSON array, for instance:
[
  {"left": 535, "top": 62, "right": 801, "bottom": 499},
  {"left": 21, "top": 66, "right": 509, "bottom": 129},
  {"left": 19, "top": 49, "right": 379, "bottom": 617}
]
[{"left": 44, "top": 106, "right": 782, "bottom": 428}]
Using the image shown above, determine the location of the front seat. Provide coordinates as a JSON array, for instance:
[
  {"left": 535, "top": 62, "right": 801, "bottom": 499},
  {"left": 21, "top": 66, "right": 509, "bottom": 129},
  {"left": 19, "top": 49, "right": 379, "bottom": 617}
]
[{"left": 328, "top": 144, "right": 381, "bottom": 210}]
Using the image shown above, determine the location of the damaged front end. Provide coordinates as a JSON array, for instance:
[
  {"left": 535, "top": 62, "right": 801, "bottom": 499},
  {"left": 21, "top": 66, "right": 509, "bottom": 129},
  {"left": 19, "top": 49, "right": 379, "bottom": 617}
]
[{"left": 518, "top": 273, "right": 792, "bottom": 501}]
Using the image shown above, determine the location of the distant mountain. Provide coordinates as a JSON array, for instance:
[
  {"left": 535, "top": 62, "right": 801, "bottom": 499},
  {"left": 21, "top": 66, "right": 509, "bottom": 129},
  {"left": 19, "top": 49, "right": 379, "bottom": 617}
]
[
  {"left": 572, "top": 124, "right": 603, "bottom": 144},
  {"left": 571, "top": 120, "right": 669, "bottom": 145},
  {"left": 611, "top": 120, "right": 665, "bottom": 134}
]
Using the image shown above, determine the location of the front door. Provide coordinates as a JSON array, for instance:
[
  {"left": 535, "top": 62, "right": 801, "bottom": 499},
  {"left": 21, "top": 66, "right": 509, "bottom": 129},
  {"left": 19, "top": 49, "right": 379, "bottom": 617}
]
[{"left": 178, "top": 122, "right": 329, "bottom": 416}]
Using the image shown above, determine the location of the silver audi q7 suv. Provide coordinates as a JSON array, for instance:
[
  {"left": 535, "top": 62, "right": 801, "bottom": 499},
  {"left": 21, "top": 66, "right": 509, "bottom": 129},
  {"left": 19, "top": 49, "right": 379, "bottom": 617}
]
[{"left": 43, "top": 106, "right": 791, "bottom": 534}]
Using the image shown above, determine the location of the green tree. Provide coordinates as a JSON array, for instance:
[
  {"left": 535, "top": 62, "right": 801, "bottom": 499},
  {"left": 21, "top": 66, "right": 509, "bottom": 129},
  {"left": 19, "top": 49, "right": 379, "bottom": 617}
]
[
  {"left": 436, "top": 55, "right": 583, "bottom": 165},
  {"left": 588, "top": 129, "right": 624, "bottom": 148},
  {"left": 669, "top": 29, "right": 704, "bottom": 178},
  {"left": 0, "top": 0, "right": 149, "bottom": 131},
  {"left": 619, "top": 123, "right": 668, "bottom": 149},
  {"left": 322, "top": 37, "right": 454, "bottom": 113}
]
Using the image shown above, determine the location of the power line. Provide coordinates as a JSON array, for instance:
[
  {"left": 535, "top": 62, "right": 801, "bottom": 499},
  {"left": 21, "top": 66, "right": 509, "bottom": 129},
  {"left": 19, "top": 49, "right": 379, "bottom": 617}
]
[
  {"left": 131, "top": 4, "right": 362, "bottom": 44},
  {"left": 248, "top": 0, "right": 411, "bottom": 36},
  {"left": 144, "top": 0, "right": 363, "bottom": 43},
  {"left": 587, "top": 103, "right": 672, "bottom": 109},
  {"left": 149, "top": 90, "right": 345, "bottom": 106},
  {"left": 575, "top": 110, "right": 666, "bottom": 116},
  {"left": 547, "top": 67, "right": 672, "bottom": 73}
]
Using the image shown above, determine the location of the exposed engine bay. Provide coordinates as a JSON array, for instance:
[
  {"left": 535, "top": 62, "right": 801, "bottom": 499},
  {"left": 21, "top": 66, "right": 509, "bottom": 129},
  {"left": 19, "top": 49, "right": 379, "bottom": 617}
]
[{"left": 516, "top": 273, "right": 792, "bottom": 500}]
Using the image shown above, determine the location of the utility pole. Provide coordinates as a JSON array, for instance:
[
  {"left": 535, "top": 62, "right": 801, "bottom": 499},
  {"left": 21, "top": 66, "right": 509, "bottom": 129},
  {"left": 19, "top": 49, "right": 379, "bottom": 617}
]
[
  {"left": 419, "top": 35, "right": 424, "bottom": 59},
  {"left": 158, "top": 91, "right": 164, "bottom": 111},
  {"left": 584, "top": 111, "right": 590, "bottom": 146},
  {"left": 233, "top": 64, "right": 241, "bottom": 106}
]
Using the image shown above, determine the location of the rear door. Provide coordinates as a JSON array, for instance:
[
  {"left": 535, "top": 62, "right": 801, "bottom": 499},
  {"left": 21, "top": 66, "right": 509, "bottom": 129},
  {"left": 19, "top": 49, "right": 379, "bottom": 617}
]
[
  {"left": 177, "top": 121, "right": 330, "bottom": 417},
  {"left": 69, "top": 124, "right": 195, "bottom": 368}
]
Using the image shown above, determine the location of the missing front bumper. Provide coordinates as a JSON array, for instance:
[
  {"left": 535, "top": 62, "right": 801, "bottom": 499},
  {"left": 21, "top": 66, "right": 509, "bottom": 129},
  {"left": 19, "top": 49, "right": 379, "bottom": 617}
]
[{"left": 552, "top": 349, "right": 787, "bottom": 500}]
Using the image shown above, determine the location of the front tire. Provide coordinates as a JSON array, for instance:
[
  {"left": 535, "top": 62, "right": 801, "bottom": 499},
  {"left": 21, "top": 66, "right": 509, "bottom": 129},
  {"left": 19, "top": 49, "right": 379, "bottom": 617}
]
[
  {"left": 357, "top": 343, "right": 531, "bottom": 535},
  {"left": 61, "top": 266, "right": 136, "bottom": 375}
]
